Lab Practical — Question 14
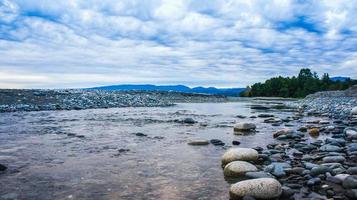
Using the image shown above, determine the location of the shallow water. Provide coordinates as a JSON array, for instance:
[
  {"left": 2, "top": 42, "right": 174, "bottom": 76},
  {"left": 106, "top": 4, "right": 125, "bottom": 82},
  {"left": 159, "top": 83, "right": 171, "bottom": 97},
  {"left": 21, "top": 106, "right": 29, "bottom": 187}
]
[{"left": 0, "top": 100, "right": 319, "bottom": 200}]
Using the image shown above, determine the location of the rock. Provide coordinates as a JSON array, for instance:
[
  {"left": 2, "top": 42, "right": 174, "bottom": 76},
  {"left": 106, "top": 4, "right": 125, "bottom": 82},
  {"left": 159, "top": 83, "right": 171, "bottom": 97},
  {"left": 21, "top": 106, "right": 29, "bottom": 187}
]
[
  {"left": 273, "top": 129, "right": 292, "bottom": 138},
  {"left": 347, "top": 167, "right": 357, "bottom": 175},
  {"left": 322, "top": 156, "right": 346, "bottom": 163},
  {"left": 236, "top": 115, "right": 247, "bottom": 119},
  {"left": 0, "top": 164, "right": 7, "bottom": 171},
  {"left": 232, "top": 140, "right": 241, "bottom": 145},
  {"left": 250, "top": 105, "right": 270, "bottom": 110},
  {"left": 187, "top": 140, "right": 209, "bottom": 146},
  {"left": 222, "top": 148, "right": 259, "bottom": 167},
  {"left": 307, "top": 177, "right": 321, "bottom": 186},
  {"left": 224, "top": 161, "right": 258, "bottom": 177},
  {"left": 281, "top": 186, "right": 295, "bottom": 199},
  {"left": 245, "top": 171, "right": 274, "bottom": 179},
  {"left": 264, "top": 162, "right": 291, "bottom": 178},
  {"left": 310, "top": 166, "right": 333, "bottom": 176},
  {"left": 134, "top": 132, "right": 147, "bottom": 137},
  {"left": 320, "top": 144, "right": 342, "bottom": 152},
  {"left": 257, "top": 114, "right": 274, "bottom": 118},
  {"left": 346, "top": 189, "right": 357, "bottom": 199},
  {"left": 230, "top": 178, "right": 282, "bottom": 200},
  {"left": 351, "top": 107, "right": 357, "bottom": 115},
  {"left": 308, "top": 128, "right": 320, "bottom": 138},
  {"left": 183, "top": 118, "right": 196, "bottom": 124},
  {"left": 210, "top": 139, "right": 225, "bottom": 146},
  {"left": 298, "top": 126, "right": 308, "bottom": 132},
  {"left": 234, "top": 123, "right": 256, "bottom": 132},
  {"left": 343, "top": 175, "right": 357, "bottom": 189}
]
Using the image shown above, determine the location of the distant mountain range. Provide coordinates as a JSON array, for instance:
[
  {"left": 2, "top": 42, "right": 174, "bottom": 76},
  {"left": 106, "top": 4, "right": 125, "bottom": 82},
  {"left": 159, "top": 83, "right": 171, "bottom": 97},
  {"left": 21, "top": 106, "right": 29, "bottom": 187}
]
[
  {"left": 330, "top": 76, "right": 351, "bottom": 82},
  {"left": 87, "top": 84, "right": 245, "bottom": 96}
]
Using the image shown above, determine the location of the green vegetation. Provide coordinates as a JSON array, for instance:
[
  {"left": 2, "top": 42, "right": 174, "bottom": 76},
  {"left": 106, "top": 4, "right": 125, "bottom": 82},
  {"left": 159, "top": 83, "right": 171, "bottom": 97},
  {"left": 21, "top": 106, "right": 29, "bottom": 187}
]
[{"left": 241, "top": 68, "right": 357, "bottom": 98}]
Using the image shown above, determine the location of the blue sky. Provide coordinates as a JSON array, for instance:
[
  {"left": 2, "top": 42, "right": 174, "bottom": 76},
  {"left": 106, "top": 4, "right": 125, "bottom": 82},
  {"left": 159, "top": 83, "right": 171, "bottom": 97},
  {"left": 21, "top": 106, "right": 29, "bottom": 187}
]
[{"left": 0, "top": 0, "right": 356, "bottom": 88}]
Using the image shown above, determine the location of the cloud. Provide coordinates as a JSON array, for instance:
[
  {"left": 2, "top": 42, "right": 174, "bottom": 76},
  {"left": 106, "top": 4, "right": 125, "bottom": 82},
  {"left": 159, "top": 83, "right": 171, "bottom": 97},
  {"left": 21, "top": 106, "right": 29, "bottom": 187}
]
[{"left": 0, "top": 0, "right": 356, "bottom": 88}]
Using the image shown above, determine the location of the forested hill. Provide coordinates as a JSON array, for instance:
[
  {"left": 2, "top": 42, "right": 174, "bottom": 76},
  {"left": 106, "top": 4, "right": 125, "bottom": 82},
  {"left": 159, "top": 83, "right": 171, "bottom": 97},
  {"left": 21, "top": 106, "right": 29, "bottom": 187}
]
[{"left": 241, "top": 68, "right": 357, "bottom": 98}]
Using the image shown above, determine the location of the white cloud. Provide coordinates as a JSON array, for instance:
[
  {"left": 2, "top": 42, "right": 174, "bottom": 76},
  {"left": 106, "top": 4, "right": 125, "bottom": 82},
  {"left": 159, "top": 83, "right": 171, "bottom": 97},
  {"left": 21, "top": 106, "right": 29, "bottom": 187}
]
[{"left": 0, "top": 0, "right": 356, "bottom": 88}]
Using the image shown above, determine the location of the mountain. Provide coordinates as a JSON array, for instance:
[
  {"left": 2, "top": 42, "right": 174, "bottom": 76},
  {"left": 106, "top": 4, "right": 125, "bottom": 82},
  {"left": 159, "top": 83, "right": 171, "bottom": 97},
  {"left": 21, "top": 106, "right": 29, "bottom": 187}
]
[
  {"left": 330, "top": 76, "right": 350, "bottom": 82},
  {"left": 87, "top": 84, "right": 245, "bottom": 96}
]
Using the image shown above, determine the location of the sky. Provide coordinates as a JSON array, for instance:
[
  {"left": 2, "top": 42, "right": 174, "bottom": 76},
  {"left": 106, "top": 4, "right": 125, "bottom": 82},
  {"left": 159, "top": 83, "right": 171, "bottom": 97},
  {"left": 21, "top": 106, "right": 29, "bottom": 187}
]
[{"left": 0, "top": 0, "right": 356, "bottom": 89}]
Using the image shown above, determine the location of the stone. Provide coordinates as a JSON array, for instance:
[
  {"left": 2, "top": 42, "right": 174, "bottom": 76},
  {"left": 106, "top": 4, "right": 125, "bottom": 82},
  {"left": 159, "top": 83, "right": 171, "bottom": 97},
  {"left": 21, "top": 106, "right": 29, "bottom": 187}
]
[
  {"left": 351, "top": 107, "right": 357, "bottom": 115},
  {"left": 322, "top": 156, "right": 346, "bottom": 163},
  {"left": 222, "top": 148, "right": 259, "bottom": 167},
  {"left": 245, "top": 171, "right": 274, "bottom": 179},
  {"left": 232, "top": 140, "right": 241, "bottom": 145},
  {"left": 187, "top": 140, "right": 209, "bottom": 146},
  {"left": 310, "top": 166, "right": 333, "bottom": 176},
  {"left": 347, "top": 167, "right": 357, "bottom": 175},
  {"left": 134, "top": 132, "right": 147, "bottom": 137},
  {"left": 307, "top": 177, "right": 321, "bottom": 186},
  {"left": 224, "top": 161, "right": 258, "bottom": 177},
  {"left": 320, "top": 144, "right": 342, "bottom": 152},
  {"left": 183, "top": 118, "right": 196, "bottom": 124},
  {"left": 210, "top": 139, "right": 225, "bottom": 146},
  {"left": 264, "top": 162, "right": 291, "bottom": 178},
  {"left": 230, "top": 178, "right": 282, "bottom": 200},
  {"left": 343, "top": 175, "right": 357, "bottom": 189},
  {"left": 346, "top": 189, "right": 357, "bottom": 199},
  {"left": 234, "top": 123, "right": 256, "bottom": 132},
  {"left": 273, "top": 129, "right": 292, "bottom": 138},
  {"left": 0, "top": 164, "right": 7, "bottom": 171},
  {"left": 257, "top": 114, "right": 274, "bottom": 118},
  {"left": 308, "top": 128, "right": 320, "bottom": 138}
]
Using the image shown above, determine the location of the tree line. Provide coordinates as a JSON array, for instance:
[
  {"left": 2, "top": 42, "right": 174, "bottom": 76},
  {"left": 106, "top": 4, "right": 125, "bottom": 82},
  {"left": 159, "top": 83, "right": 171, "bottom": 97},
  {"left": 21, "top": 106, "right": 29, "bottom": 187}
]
[{"left": 241, "top": 68, "right": 357, "bottom": 98}]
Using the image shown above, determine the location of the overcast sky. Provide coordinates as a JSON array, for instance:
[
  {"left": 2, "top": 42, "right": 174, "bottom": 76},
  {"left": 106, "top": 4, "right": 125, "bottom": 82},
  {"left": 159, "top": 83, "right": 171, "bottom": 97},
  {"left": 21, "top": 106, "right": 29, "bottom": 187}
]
[{"left": 0, "top": 0, "right": 356, "bottom": 89}]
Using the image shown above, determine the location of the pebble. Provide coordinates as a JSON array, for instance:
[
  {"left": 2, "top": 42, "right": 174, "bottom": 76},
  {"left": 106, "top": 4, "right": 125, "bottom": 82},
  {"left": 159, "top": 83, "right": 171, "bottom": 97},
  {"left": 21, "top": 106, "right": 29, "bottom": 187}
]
[
  {"left": 187, "top": 140, "right": 209, "bottom": 146},
  {"left": 343, "top": 175, "right": 357, "bottom": 189},
  {"left": 0, "top": 163, "right": 7, "bottom": 171},
  {"left": 183, "top": 118, "right": 196, "bottom": 124},
  {"left": 224, "top": 161, "right": 258, "bottom": 177},
  {"left": 322, "top": 156, "right": 346, "bottom": 163},
  {"left": 232, "top": 140, "right": 241, "bottom": 145},
  {"left": 233, "top": 123, "right": 256, "bottom": 132}
]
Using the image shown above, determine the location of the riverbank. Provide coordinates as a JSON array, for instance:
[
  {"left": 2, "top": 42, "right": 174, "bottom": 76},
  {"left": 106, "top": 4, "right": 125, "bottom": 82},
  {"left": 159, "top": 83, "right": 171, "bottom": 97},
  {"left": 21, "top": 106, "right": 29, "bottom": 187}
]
[{"left": 0, "top": 89, "right": 230, "bottom": 112}]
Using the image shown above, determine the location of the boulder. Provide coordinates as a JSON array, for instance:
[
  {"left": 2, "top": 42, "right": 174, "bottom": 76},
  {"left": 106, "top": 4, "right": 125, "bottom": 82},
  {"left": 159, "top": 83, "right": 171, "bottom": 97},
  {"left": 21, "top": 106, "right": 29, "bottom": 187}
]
[
  {"left": 224, "top": 161, "right": 258, "bottom": 177},
  {"left": 230, "top": 178, "right": 282, "bottom": 199},
  {"left": 222, "top": 148, "right": 259, "bottom": 167},
  {"left": 234, "top": 123, "right": 256, "bottom": 132}
]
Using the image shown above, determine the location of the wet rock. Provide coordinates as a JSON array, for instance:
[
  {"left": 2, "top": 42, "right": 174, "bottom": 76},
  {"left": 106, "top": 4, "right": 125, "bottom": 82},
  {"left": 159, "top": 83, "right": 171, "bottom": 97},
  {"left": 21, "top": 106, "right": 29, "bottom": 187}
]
[
  {"left": 320, "top": 144, "right": 342, "bottom": 152},
  {"left": 322, "top": 156, "right": 346, "bottom": 163},
  {"left": 224, "top": 161, "right": 258, "bottom": 177},
  {"left": 0, "top": 163, "right": 7, "bottom": 171},
  {"left": 257, "top": 114, "right": 274, "bottom": 118},
  {"left": 281, "top": 186, "right": 295, "bottom": 199},
  {"left": 222, "top": 148, "right": 259, "bottom": 167},
  {"left": 230, "top": 178, "right": 282, "bottom": 200},
  {"left": 245, "top": 171, "right": 274, "bottom": 179},
  {"left": 188, "top": 140, "right": 209, "bottom": 146},
  {"left": 273, "top": 129, "right": 292, "bottom": 138},
  {"left": 134, "top": 132, "right": 147, "bottom": 137},
  {"left": 210, "top": 139, "right": 225, "bottom": 146},
  {"left": 343, "top": 175, "right": 357, "bottom": 189},
  {"left": 298, "top": 126, "right": 308, "bottom": 132},
  {"left": 250, "top": 105, "right": 270, "bottom": 110},
  {"left": 307, "top": 177, "right": 321, "bottom": 187},
  {"left": 183, "top": 118, "right": 196, "bottom": 124},
  {"left": 264, "top": 162, "right": 291, "bottom": 178},
  {"left": 232, "top": 140, "right": 241, "bottom": 145},
  {"left": 236, "top": 115, "right": 247, "bottom": 119},
  {"left": 233, "top": 123, "right": 256, "bottom": 132},
  {"left": 308, "top": 128, "right": 320, "bottom": 138},
  {"left": 347, "top": 167, "right": 357, "bottom": 175},
  {"left": 346, "top": 189, "right": 357, "bottom": 199}
]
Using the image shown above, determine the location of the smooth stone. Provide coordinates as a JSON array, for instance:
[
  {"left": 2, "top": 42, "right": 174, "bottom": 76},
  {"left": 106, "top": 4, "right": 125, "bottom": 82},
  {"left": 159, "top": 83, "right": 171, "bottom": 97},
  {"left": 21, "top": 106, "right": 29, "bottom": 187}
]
[
  {"left": 183, "top": 118, "right": 196, "bottom": 124},
  {"left": 230, "top": 178, "right": 282, "bottom": 200},
  {"left": 258, "top": 114, "right": 274, "bottom": 118},
  {"left": 307, "top": 177, "right": 321, "bottom": 186},
  {"left": 310, "top": 166, "right": 333, "bottom": 176},
  {"left": 187, "top": 140, "right": 209, "bottom": 146},
  {"left": 224, "top": 161, "right": 258, "bottom": 177},
  {"left": 222, "top": 148, "right": 259, "bottom": 167},
  {"left": 346, "top": 189, "right": 357, "bottom": 199},
  {"left": 273, "top": 129, "right": 292, "bottom": 138},
  {"left": 0, "top": 164, "right": 7, "bottom": 171},
  {"left": 343, "top": 175, "right": 357, "bottom": 189},
  {"left": 320, "top": 144, "right": 342, "bottom": 152},
  {"left": 245, "top": 171, "right": 274, "bottom": 179},
  {"left": 234, "top": 123, "right": 256, "bottom": 132},
  {"left": 264, "top": 162, "right": 291, "bottom": 178},
  {"left": 322, "top": 156, "right": 346, "bottom": 163},
  {"left": 347, "top": 167, "right": 357, "bottom": 175},
  {"left": 210, "top": 139, "right": 225, "bottom": 146},
  {"left": 232, "top": 140, "right": 241, "bottom": 145},
  {"left": 135, "top": 132, "right": 147, "bottom": 137},
  {"left": 308, "top": 128, "right": 320, "bottom": 138},
  {"left": 351, "top": 107, "right": 357, "bottom": 115}
]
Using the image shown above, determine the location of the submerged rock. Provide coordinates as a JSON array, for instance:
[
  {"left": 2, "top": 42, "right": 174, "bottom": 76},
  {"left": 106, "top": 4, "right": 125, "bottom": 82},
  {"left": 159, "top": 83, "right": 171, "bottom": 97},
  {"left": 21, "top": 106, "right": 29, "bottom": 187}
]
[
  {"left": 187, "top": 140, "right": 209, "bottom": 146},
  {"left": 230, "top": 178, "right": 282, "bottom": 200},
  {"left": 222, "top": 148, "right": 259, "bottom": 167},
  {"left": 224, "top": 161, "right": 258, "bottom": 177},
  {"left": 183, "top": 118, "right": 196, "bottom": 124}
]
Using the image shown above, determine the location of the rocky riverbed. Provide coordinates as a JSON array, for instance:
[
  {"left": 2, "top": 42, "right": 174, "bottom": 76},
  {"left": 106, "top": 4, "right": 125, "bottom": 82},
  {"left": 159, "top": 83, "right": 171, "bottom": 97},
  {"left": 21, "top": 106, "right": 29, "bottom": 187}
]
[{"left": 0, "top": 89, "right": 230, "bottom": 112}]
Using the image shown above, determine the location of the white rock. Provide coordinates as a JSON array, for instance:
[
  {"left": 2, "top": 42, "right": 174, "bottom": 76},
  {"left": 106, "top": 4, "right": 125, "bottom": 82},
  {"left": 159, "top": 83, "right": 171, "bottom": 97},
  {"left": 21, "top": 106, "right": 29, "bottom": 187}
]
[
  {"left": 224, "top": 161, "right": 258, "bottom": 177},
  {"left": 351, "top": 107, "right": 357, "bottom": 115},
  {"left": 233, "top": 123, "right": 256, "bottom": 132},
  {"left": 222, "top": 148, "right": 259, "bottom": 167},
  {"left": 230, "top": 178, "right": 282, "bottom": 199}
]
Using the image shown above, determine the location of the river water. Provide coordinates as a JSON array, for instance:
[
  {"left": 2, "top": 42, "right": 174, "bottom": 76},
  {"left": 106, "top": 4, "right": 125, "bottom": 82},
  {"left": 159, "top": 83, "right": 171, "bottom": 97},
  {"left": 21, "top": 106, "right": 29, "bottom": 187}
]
[{"left": 0, "top": 100, "right": 303, "bottom": 200}]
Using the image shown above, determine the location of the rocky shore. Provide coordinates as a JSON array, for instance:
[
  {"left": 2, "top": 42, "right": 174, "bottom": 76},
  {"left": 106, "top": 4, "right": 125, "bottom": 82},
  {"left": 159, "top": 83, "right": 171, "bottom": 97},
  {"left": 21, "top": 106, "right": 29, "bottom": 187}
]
[
  {"left": 0, "top": 89, "right": 230, "bottom": 112},
  {"left": 217, "top": 87, "right": 357, "bottom": 199}
]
